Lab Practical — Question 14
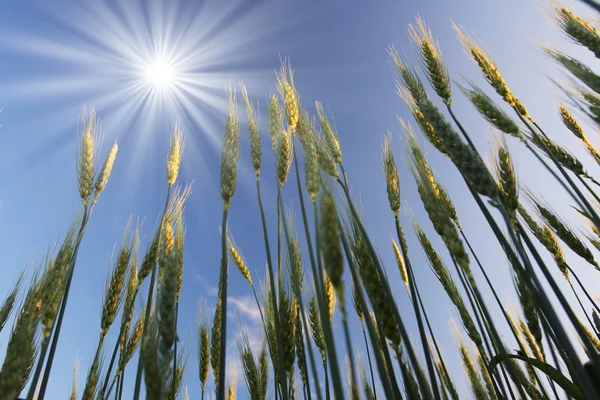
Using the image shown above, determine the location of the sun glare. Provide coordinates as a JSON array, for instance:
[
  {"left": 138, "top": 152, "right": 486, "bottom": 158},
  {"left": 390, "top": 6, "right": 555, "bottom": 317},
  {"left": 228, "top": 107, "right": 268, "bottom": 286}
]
[{"left": 144, "top": 57, "right": 177, "bottom": 90}]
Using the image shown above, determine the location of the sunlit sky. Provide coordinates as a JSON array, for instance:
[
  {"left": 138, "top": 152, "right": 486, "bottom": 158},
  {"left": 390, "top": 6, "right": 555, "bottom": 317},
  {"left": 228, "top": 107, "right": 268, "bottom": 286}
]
[{"left": 1, "top": 0, "right": 600, "bottom": 398}]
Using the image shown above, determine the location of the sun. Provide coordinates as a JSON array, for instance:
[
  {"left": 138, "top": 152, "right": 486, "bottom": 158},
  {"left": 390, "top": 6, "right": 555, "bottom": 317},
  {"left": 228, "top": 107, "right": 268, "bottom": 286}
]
[{"left": 143, "top": 56, "right": 178, "bottom": 91}]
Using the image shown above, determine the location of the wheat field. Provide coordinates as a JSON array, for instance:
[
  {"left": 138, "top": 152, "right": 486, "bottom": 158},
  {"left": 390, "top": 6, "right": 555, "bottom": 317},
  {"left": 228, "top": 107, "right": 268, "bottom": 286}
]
[{"left": 3, "top": 1, "right": 600, "bottom": 399}]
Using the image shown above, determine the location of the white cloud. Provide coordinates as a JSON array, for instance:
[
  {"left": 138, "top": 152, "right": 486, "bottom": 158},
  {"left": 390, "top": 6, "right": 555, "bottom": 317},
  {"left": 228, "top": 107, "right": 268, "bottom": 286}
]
[
  {"left": 227, "top": 295, "right": 262, "bottom": 324},
  {"left": 193, "top": 272, "right": 219, "bottom": 297}
]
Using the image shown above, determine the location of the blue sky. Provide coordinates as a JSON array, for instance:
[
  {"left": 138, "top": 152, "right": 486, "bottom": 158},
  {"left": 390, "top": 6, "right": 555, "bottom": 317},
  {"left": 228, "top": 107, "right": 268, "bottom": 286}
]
[{"left": 1, "top": 0, "right": 600, "bottom": 398}]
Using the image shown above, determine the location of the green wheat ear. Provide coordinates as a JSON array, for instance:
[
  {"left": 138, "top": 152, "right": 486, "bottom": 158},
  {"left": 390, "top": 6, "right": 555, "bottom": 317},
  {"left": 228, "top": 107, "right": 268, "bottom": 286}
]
[
  {"left": 76, "top": 107, "right": 99, "bottom": 205},
  {"left": 0, "top": 270, "right": 25, "bottom": 333},
  {"left": 240, "top": 82, "right": 262, "bottom": 175},
  {"left": 409, "top": 16, "right": 452, "bottom": 104},
  {"left": 551, "top": 1, "right": 600, "bottom": 58},
  {"left": 235, "top": 324, "right": 262, "bottom": 400},
  {"left": 0, "top": 269, "right": 43, "bottom": 400}
]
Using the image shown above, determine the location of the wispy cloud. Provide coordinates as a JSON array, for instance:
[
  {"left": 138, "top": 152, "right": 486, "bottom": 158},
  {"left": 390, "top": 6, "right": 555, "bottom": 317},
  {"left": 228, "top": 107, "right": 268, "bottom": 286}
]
[
  {"left": 193, "top": 272, "right": 219, "bottom": 297},
  {"left": 227, "top": 295, "right": 262, "bottom": 324}
]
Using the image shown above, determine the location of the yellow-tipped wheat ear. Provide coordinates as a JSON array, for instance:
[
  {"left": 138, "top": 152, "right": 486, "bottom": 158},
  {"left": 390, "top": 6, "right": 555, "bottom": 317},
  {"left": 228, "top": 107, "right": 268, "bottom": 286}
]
[
  {"left": 492, "top": 135, "right": 518, "bottom": 224},
  {"left": 560, "top": 105, "right": 600, "bottom": 164},
  {"left": 277, "top": 128, "right": 293, "bottom": 187},
  {"left": 228, "top": 232, "right": 252, "bottom": 286},
  {"left": 578, "top": 317, "right": 600, "bottom": 353},
  {"left": 220, "top": 83, "right": 240, "bottom": 207},
  {"left": 381, "top": 132, "right": 400, "bottom": 216},
  {"left": 92, "top": 141, "right": 118, "bottom": 204},
  {"left": 240, "top": 82, "right": 262, "bottom": 175},
  {"left": 123, "top": 310, "right": 145, "bottom": 368},
  {"left": 166, "top": 122, "right": 184, "bottom": 186},
  {"left": 458, "top": 341, "right": 488, "bottom": 400},
  {"left": 400, "top": 119, "right": 459, "bottom": 227},
  {"left": 401, "top": 108, "right": 448, "bottom": 156},
  {"left": 77, "top": 107, "right": 99, "bottom": 205},
  {"left": 70, "top": 358, "right": 79, "bottom": 400},
  {"left": 406, "top": 135, "right": 472, "bottom": 275},
  {"left": 276, "top": 58, "right": 299, "bottom": 132},
  {"left": 409, "top": 16, "right": 452, "bottom": 104},
  {"left": 514, "top": 268, "right": 543, "bottom": 356},
  {"left": 82, "top": 350, "right": 103, "bottom": 400},
  {"left": 392, "top": 238, "right": 408, "bottom": 289},
  {"left": 436, "top": 355, "right": 459, "bottom": 400},
  {"left": 227, "top": 373, "right": 237, "bottom": 400},
  {"left": 551, "top": 2, "right": 600, "bottom": 58},
  {"left": 316, "top": 101, "right": 342, "bottom": 164},
  {"left": 352, "top": 286, "right": 364, "bottom": 325},
  {"left": 476, "top": 353, "right": 497, "bottom": 400},
  {"left": 308, "top": 296, "right": 326, "bottom": 367},
  {"left": 395, "top": 56, "right": 498, "bottom": 198},
  {"left": 325, "top": 275, "right": 337, "bottom": 321},
  {"left": 518, "top": 318, "right": 544, "bottom": 362},
  {"left": 560, "top": 105, "right": 585, "bottom": 140},
  {"left": 518, "top": 204, "right": 570, "bottom": 280},
  {"left": 389, "top": 46, "right": 428, "bottom": 104},
  {"left": 531, "top": 196, "right": 599, "bottom": 269},
  {"left": 454, "top": 24, "right": 530, "bottom": 119},
  {"left": 101, "top": 227, "right": 134, "bottom": 338}
]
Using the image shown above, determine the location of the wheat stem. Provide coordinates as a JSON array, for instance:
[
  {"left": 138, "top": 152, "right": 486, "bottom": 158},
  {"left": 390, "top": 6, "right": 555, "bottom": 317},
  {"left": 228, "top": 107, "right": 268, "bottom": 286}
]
[
  {"left": 291, "top": 144, "right": 324, "bottom": 400},
  {"left": 38, "top": 205, "right": 92, "bottom": 399},
  {"left": 481, "top": 183, "right": 600, "bottom": 397},
  {"left": 361, "top": 328, "right": 377, "bottom": 400},
  {"left": 99, "top": 339, "right": 120, "bottom": 397},
  {"left": 525, "top": 117, "right": 600, "bottom": 228},
  {"left": 393, "top": 217, "right": 440, "bottom": 399},
  {"left": 216, "top": 207, "right": 230, "bottom": 400},
  {"left": 132, "top": 184, "right": 173, "bottom": 400},
  {"left": 457, "top": 233, "right": 517, "bottom": 400},
  {"left": 309, "top": 199, "right": 345, "bottom": 400},
  {"left": 340, "top": 233, "right": 398, "bottom": 399},
  {"left": 255, "top": 177, "right": 288, "bottom": 400},
  {"left": 338, "top": 178, "right": 430, "bottom": 398},
  {"left": 567, "top": 265, "right": 600, "bottom": 314}
]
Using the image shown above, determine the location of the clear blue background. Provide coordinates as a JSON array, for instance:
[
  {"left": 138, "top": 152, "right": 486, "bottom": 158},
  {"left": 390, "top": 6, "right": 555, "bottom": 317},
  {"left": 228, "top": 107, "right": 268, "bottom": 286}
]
[{"left": 1, "top": 0, "right": 599, "bottom": 398}]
